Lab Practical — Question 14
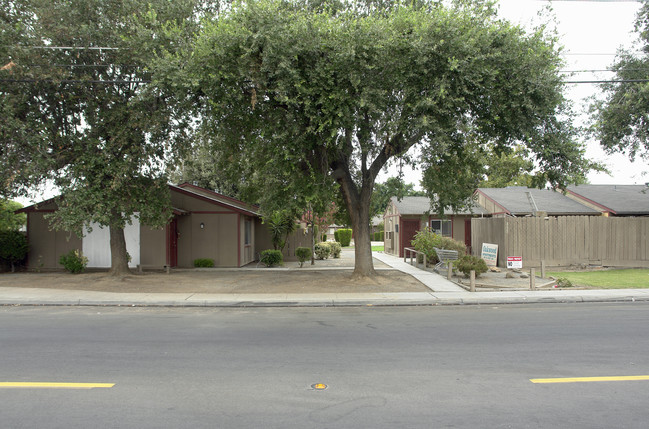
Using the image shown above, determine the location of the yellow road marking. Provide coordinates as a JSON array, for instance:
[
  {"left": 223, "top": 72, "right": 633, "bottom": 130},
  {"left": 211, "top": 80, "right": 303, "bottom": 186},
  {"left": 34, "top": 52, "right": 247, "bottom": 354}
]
[
  {"left": 0, "top": 382, "right": 114, "bottom": 389},
  {"left": 531, "top": 376, "right": 649, "bottom": 384}
]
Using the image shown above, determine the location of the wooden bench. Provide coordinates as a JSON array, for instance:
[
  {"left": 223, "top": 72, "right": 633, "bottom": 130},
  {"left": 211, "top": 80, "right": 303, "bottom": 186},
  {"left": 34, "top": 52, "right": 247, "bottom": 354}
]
[{"left": 433, "top": 247, "right": 458, "bottom": 272}]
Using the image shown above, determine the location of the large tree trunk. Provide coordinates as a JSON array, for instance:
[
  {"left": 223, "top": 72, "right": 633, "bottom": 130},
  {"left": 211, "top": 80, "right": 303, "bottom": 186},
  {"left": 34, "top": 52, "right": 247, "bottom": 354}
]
[
  {"left": 337, "top": 171, "right": 377, "bottom": 278},
  {"left": 108, "top": 225, "right": 131, "bottom": 276},
  {"left": 349, "top": 198, "right": 376, "bottom": 278}
]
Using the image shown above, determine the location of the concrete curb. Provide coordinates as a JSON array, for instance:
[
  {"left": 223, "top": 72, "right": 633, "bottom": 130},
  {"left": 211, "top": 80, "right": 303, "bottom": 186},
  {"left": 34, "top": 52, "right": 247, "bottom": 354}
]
[{"left": 2, "top": 289, "right": 649, "bottom": 308}]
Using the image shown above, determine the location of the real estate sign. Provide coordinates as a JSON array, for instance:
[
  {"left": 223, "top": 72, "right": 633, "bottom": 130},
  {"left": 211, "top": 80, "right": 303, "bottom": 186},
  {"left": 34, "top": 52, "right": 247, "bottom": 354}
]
[
  {"left": 507, "top": 256, "right": 522, "bottom": 269},
  {"left": 481, "top": 243, "right": 498, "bottom": 266}
]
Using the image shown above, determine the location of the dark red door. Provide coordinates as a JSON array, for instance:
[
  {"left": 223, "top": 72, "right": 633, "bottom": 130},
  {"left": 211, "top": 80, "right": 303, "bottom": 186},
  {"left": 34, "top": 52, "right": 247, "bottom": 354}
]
[
  {"left": 465, "top": 218, "right": 472, "bottom": 255},
  {"left": 400, "top": 220, "right": 420, "bottom": 257},
  {"left": 166, "top": 218, "right": 178, "bottom": 267}
]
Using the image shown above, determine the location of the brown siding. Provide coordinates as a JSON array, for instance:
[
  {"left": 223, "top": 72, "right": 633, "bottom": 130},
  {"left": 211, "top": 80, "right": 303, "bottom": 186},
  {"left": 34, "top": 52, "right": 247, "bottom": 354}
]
[
  {"left": 140, "top": 226, "right": 166, "bottom": 268},
  {"left": 472, "top": 216, "right": 649, "bottom": 268},
  {"left": 27, "top": 212, "right": 82, "bottom": 269}
]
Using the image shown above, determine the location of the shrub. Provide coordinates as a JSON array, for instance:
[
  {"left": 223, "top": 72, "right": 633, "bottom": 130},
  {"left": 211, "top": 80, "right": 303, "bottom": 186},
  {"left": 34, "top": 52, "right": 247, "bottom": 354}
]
[
  {"left": 295, "top": 247, "right": 312, "bottom": 267},
  {"left": 335, "top": 228, "right": 353, "bottom": 247},
  {"left": 455, "top": 255, "right": 488, "bottom": 278},
  {"left": 314, "top": 242, "right": 331, "bottom": 260},
  {"left": 411, "top": 227, "right": 466, "bottom": 264},
  {"left": 329, "top": 241, "right": 342, "bottom": 258},
  {"left": 59, "top": 249, "right": 88, "bottom": 274},
  {"left": 0, "top": 230, "right": 28, "bottom": 272},
  {"left": 193, "top": 258, "right": 215, "bottom": 268},
  {"left": 372, "top": 231, "right": 383, "bottom": 241},
  {"left": 260, "top": 249, "right": 283, "bottom": 267}
]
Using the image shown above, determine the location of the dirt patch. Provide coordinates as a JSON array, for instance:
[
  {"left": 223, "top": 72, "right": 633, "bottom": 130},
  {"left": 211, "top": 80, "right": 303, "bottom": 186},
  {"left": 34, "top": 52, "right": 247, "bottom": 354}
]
[{"left": 0, "top": 269, "right": 430, "bottom": 294}]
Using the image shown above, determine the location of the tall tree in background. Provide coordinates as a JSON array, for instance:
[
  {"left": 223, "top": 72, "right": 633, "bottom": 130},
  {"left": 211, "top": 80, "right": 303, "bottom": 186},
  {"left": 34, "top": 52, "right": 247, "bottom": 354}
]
[
  {"left": 0, "top": 200, "right": 25, "bottom": 231},
  {"left": 1, "top": 0, "right": 208, "bottom": 275},
  {"left": 158, "top": 0, "right": 596, "bottom": 278},
  {"left": 370, "top": 177, "right": 425, "bottom": 219},
  {"left": 590, "top": 1, "right": 649, "bottom": 171}
]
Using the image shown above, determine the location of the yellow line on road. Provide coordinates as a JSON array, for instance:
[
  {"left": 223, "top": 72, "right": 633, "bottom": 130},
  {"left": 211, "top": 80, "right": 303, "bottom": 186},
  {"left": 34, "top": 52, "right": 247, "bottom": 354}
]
[
  {"left": 531, "top": 376, "right": 649, "bottom": 384},
  {"left": 0, "top": 382, "right": 114, "bottom": 389}
]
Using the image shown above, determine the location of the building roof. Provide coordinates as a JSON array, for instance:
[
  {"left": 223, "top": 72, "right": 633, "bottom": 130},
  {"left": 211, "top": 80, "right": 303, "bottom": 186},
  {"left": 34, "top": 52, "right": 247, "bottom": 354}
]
[
  {"left": 17, "top": 184, "right": 261, "bottom": 218},
  {"left": 172, "top": 183, "right": 260, "bottom": 217},
  {"left": 388, "top": 196, "right": 487, "bottom": 216},
  {"left": 566, "top": 184, "right": 649, "bottom": 215},
  {"left": 476, "top": 187, "right": 600, "bottom": 216}
]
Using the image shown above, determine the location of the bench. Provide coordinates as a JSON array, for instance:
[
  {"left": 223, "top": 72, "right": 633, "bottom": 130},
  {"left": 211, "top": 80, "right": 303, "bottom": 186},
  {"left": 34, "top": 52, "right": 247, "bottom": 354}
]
[{"left": 433, "top": 247, "right": 459, "bottom": 272}]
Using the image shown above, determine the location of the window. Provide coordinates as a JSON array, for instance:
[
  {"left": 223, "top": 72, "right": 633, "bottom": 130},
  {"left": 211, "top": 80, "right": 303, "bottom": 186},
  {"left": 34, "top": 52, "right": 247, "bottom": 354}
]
[{"left": 431, "top": 219, "right": 452, "bottom": 237}]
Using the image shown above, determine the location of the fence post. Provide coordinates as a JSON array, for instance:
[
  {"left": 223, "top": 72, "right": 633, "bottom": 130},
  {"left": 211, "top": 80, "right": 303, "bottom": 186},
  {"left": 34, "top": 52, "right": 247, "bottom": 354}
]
[
  {"left": 541, "top": 260, "right": 546, "bottom": 279},
  {"left": 447, "top": 262, "right": 453, "bottom": 280},
  {"left": 530, "top": 267, "right": 536, "bottom": 290},
  {"left": 470, "top": 270, "right": 476, "bottom": 292}
]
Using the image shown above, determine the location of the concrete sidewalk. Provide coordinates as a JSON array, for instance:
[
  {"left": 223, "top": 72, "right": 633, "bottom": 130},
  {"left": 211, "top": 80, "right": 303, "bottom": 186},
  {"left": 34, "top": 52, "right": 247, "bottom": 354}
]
[{"left": 1, "top": 251, "right": 648, "bottom": 307}]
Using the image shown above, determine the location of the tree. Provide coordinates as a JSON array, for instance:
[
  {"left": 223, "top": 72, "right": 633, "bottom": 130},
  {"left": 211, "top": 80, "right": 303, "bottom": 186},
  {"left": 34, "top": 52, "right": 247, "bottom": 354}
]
[
  {"left": 0, "top": 200, "right": 25, "bottom": 231},
  {"left": 172, "top": 0, "right": 595, "bottom": 278},
  {"left": 1, "top": 0, "right": 207, "bottom": 275},
  {"left": 590, "top": 1, "right": 649, "bottom": 166},
  {"left": 0, "top": 230, "right": 28, "bottom": 272},
  {"left": 370, "top": 177, "right": 425, "bottom": 219},
  {"left": 264, "top": 210, "right": 298, "bottom": 252}
]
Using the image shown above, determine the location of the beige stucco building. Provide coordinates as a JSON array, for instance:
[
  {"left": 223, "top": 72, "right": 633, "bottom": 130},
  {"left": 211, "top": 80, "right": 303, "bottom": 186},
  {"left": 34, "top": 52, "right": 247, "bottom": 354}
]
[
  {"left": 19, "top": 183, "right": 312, "bottom": 270},
  {"left": 383, "top": 196, "right": 486, "bottom": 258}
]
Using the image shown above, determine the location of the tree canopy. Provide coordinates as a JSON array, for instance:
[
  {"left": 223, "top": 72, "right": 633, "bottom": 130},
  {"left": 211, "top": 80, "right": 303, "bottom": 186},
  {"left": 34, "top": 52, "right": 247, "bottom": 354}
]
[
  {"left": 370, "top": 177, "right": 425, "bottom": 219},
  {"left": 590, "top": 1, "right": 649, "bottom": 166},
  {"left": 0, "top": 200, "right": 25, "bottom": 231},
  {"left": 163, "top": 0, "right": 595, "bottom": 276},
  {"left": 1, "top": 0, "right": 207, "bottom": 274}
]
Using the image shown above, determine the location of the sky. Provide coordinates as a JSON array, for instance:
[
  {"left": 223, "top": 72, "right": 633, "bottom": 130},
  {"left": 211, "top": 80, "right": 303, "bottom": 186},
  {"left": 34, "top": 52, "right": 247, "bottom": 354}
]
[{"left": 381, "top": 0, "right": 647, "bottom": 187}]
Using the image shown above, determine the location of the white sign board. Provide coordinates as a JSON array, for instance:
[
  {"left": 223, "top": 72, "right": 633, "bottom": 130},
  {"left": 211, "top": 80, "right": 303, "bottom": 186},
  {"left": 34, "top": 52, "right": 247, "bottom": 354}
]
[
  {"left": 481, "top": 243, "right": 498, "bottom": 267},
  {"left": 507, "top": 256, "right": 522, "bottom": 269}
]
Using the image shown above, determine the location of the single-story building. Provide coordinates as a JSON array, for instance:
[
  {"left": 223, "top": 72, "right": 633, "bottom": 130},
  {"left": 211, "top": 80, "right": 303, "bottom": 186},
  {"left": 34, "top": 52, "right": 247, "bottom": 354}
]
[
  {"left": 383, "top": 196, "right": 487, "bottom": 257},
  {"left": 18, "top": 183, "right": 312, "bottom": 270},
  {"left": 474, "top": 186, "right": 602, "bottom": 217},
  {"left": 565, "top": 184, "right": 649, "bottom": 217}
]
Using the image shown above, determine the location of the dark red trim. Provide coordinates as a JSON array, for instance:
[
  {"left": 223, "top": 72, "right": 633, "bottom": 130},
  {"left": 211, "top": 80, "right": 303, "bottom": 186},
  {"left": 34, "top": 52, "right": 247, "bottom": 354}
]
[
  {"left": 566, "top": 190, "right": 616, "bottom": 215},
  {"left": 169, "top": 185, "right": 259, "bottom": 217},
  {"left": 191, "top": 211, "right": 239, "bottom": 215},
  {"left": 177, "top": 183, "right": 261, "bottom": 210}
]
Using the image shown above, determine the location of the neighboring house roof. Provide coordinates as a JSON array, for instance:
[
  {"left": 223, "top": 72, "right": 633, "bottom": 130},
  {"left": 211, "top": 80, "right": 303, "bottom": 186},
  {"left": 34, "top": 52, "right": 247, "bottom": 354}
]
[
  {"left": 566, "top": 184, "right": 649, "bottom": 215},
  {"left": 476, "top": 187, "right": 600, "bottom": 216},
  {"left": 388, "top": 196, "right": 487, "bottom": 216},
  {"left": 371, "top": 215, "right": 383, "bottom": 226}
]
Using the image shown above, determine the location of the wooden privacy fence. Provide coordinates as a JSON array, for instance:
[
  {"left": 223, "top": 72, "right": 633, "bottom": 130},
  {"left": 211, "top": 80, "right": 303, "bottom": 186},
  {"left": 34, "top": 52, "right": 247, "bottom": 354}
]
[{"left": 471, "top": 216, "right": 649, "bottom": 268}]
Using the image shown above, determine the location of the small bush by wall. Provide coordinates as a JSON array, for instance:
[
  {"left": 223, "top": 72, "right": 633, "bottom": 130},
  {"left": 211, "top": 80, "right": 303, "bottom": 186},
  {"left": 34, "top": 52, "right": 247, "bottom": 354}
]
[
  {"left": 314, "top": 242, "right": 331, "bottom": 260},
  {"left": 260, "top": 249, "right": 283, "bottom": 267},
  {"left": 193, "top": 258, "right": 215, "bottom": 268},
  {"left": 455, "top": 255, "right": 488, "bottom": 278},
  {"left": 295, "top": 247, "right": 312, "bottom": 267},
  {"left": 412, "top": 227, "right": 466, "bottom": 264},
  {"left": 335, "top": 229, "right": 352, "bottom": 247},
  {"left": 59, "top": 249, "right": 88, "bottom": 274}
]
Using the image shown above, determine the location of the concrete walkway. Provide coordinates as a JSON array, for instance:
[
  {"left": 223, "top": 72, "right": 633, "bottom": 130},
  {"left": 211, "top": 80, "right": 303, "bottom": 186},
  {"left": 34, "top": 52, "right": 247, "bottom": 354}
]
[
  {"left": 372, "top": 252, "right": 469, "bottom": 293},
  {"left": 1, "top": 250, "right": 648, "bottom": 307}
]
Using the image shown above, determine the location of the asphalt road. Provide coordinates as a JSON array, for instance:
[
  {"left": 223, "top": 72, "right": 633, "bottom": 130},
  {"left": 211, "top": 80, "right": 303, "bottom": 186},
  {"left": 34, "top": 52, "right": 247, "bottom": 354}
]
[{"left": 1, "top": 303, "right": 648, "bottom": 428}]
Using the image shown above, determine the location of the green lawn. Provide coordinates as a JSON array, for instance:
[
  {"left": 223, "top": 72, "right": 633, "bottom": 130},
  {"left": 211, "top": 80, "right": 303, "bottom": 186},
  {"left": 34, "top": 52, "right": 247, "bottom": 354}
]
[
  {"left": 547, "top": 269, "right": 649, "bottom": 289},
  {"left": 346, "top": 245, "right": 384, "bottom": 252}
]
